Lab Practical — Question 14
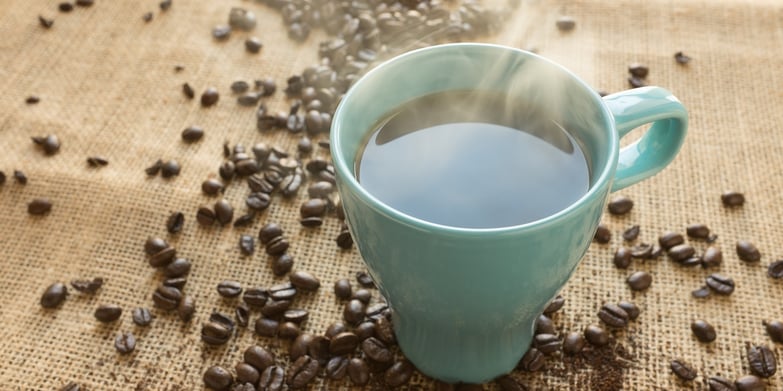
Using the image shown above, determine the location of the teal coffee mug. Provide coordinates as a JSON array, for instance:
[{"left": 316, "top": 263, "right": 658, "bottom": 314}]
[{"left": 330, "top": 43, "right": 687, "bottom": 383}]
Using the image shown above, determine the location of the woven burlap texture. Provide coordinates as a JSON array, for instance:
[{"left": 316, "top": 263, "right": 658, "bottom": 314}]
[{"left": 1, "top": 0, "right": 782, "bottom": 389}]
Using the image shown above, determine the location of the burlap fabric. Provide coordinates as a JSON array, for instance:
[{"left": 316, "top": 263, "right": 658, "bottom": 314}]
[{"left": 1, "top": 0, "right": 782, "bottom": 389}]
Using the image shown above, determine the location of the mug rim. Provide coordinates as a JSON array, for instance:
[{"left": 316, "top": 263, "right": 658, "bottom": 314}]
[{"left": 330, "top": 43, "right": 619, "bottom": 234}]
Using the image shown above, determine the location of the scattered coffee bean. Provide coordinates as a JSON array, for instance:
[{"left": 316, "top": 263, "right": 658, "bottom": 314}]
[
  {"left": 25, "top": 95, "right": 40, "bottom": 104},
  {"left": 261, "top": 299, "right": 292, "bottom": 318},
  {"left": 149, "top": 246, "right": 176, "bottom": 267},
  {"left": 152, "top": 285, "right": 182, "bottom": 310},
  {"left": 235, "top": 362, "right": 260, "bottom": 385},
  {"left": 270, "top": 253, "right": 292, "bottom": 276},
  {"left": 543, "top": 295, "right": 565, "bottom": 314},
  {"left": 555, "top": 16, "right": 575, "bottom": 31},
  {"left": 144, "top": 237, "right": 168, "bottom": 256},
  {"left": 258, "top": 365, "right": 285, "bottom": 391},
  {"left": 182, "top": 83, "right": 195, "bottom": 99},
  {"left": 628, "top": 76, "right": 647, "bottom": 88},
  {"left": 238, "top": 234, "right": 254, "bottom": 256},
  {"left": 163, "top": 277, "right": 186, "bottom": 289},
  {"left": 518, "top": 347, "right": 545, "bottom": 372},
  {"left": 348, "top": 358, "right": 370, "bottom": 386},
  {"left": 258, "top": 223, "right": 283, "bottom": 244},
  {"left": 563, "top": 332, "right": 586, "bottom": 355},
  {"left": 217, "top": 281, "right": 242, "bottom": 298},
  {"left": 282, "top": 309, "right": 308, "bottom": 325},
  {"left": 336, "top": 227, "right": 353, "bottom": 249},
  {"left": 535, "top": 315, "right": 555, "bottom": 335},
  {"left": 41, "top": 282, "right": 67, "bottom": 308},
  {"left": 692, "top": 286, "right": 711, "bottom": 298},
  {"left": 385, "top": 360, "right": 414, "bottom": 387},
  {"left": 178, "top": 295, "right": 195, "bottom": 322},
  {"left": 202, "top": 314, "right": 234, "bottom": 345},
  {"left": 242, "top": 288, "right": 268, "bottom": 309},
  {"left": 747, "top": 345, "right": 777, "bottom": 378},
  {"left": 230, "top": 80, "right": 250, "bottom": 94},
  {"left": 362, "top": 337, "right": 393, "bottom": 363},
  {"left": 201, "top": 178, "right": 223, "bottom": 196},
  {"left": 618, "top": 301, "right": 640, "bottom": 320},
  {"left": 212, "top": 199, "right": 233, "bottom": 225},
  {"left": 70, "top": 277, "right": 103, "bottom": 294},
  {"left": 131, "top": 307, "right": 153, "bottom": 326},
  {"left": 145, "top": 159, "right": 163, "bottom": 176},
  {"left": 352, "top": 289, "right": 372, "bottom": 304},
  {"left": 160, "top": 160, "right": 181, "bottom": 178},
  {"left": 181, "top": 126, "right": 204, "bottom": 142},
  {"left": 584, "top": 324, "right": 609, "bottom": 346},
  {"left": 627, "top": 271, "right": 652, "bottom": 291},
  {"left": 681, "top": 256, "right": 702, "bottom": 267},
  {"left": 326, "top": 356, "right": 349, "bottom": 380},
  {"left": 658, "top": 232, "right": 684, "bottom": 250},
  {"left": 228, "top": 7, "right": 256, "bottom": 31},
  {"left": 534, "top": 333, "right": 561, "bottom": 355},
  {"left": 94, "top": 304, "right": 122, "bottom": 322},
  {"left": 203, "top": 366, "right": 233, "bottom": 391},
  {"left": 163, "top": 257, "right": 191, "bottom": 278},
  {"left": 706, "top": 273, "right": 735, "bottom": 295},
  {"left": 201, "top": 87, "right": 220, "bottom": 107},
  {"left": 736, "top": 240, "right": 761, "bottom": 262},
  {"left": 38, "top": 15, "right": 54, "bottom": 29},
  {"left": 674, "top": 51, "right": 692, "bottom": 65},
  {"left": 670, "top": 359, "right": 697, "bottom": 381},
  {"left": 114, "top": 332, "right": 136, "bottom": 354},
  {"left": 159, "top": 0, "right": 172, "bottom": 11},
  {"left": 334, "top": 279, "right": 352, "bottom": 300},
  {"left": 233, "top": 213, "right": 255, "bottom": 228},
  {"left": 668, "top": 244, "right": 695, "bottom": 263},
  {"left": 622, "top": 225, "right": 640, "bottom": 241},
  {"left": 307, "top": 335, "right": 330, "bottom": 365},
  {"left": 245, "top": 37, "right": 263, "bottom": 53},
  {"left": 244, "top": 345, "right": 274, "bottom": 371},
  {"left": 691, "top": 319, "right": 717, "bottom": 343},
  {"left": 212, "top": 25, "right": 231, "bottom": 41},
  {"left": 289, "top": 271, "right": 320, "bottom": 292},
  {"left": 13, "top": 170, "right": 27, "bottom": 184},
  {"left": 708, "top": 376, "right": 736, "bottom": 391},
  {"left": 165, "top": 212, "right": 184, "bottom": 234},
  {"left": 765, "top": 320, "right": 783, "bottom": 343},
  {"left": 86, "top": 156, "right": 108, "bottom": 167},
  {"left": 630, "top": 243, "right": 654, "bottom": 259},
  {"left": 735, "top": 375, "right": 764, "bottom": 391},
  {"left": 75, "top": 0, "right": 93, "bottom": 6},
  {"left": 628, "top": 63, "right": 649, "bottom": 78},
  {"left": 686, "top": 223, "right": 710, "bottom": 239},
  {"left": 613, "top": 247, "right": 632, "bottom": 269},
  {"left": 721, "top": 191, "right": 745, "bottom": 207},
  {"left": 608, "top": 196, "right": 633, "bottom": 215},
  {"left": 355, "top": 321, "right": 376, "bottom": 341},
  {"left": 594, "top": 224, "right": 611, "bottom": 243},
  {"left": 496, "top": 375, "right": 526, "bottom": 391},
  {"left": 702, "top": 247, "right": 723, "bottom": 268},
  {"left": 268, "top": 283, "right": 296, "bottom": 301},
  {"left": 142, "top": 12, "right": 153, "bottom": 22},
  {"left": 766, "top": 260, "right": 783, "bottom": 279},
  {"left": 598, "top": 303, "right": 629, "bottom": 328},
  {"left": 28, "top": 198, "right": 53, "bottom": 215}
]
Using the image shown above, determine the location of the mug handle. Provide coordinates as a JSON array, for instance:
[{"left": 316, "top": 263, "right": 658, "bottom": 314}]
[{"left": 603, "top": 86, "right": 688, "bottom": 192}]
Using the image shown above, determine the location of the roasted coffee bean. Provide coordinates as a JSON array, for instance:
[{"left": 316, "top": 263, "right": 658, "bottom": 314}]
[
  {"left": 287, "top": 355, "right": 320, "bottom": 388},
  {"left": 737, "top": 240, "right": 761, "bottom": 262},
  {"left": 283, "top": 309, "right": 309, "bottom": 325},
  {"left": 300, "top": 198, "right": 327, "bottom": 218},
  {"left": 706, "top": 273, "right": 735, "bottom": 295},
  {"left": 259, "top": 366, "right": 285, "bottom": 391},
  {"left": 355, "top": 271, "right": 375, "bottom": 288},
  {"left": 630, "top": 243, "right": 654, "bottom": 259},
  {"left": 324, "top": 322, "right": 348, "bottom": 340},
  {"left": 159, "top": 0, "right": 171, "bottom": 11},
  {"left": 555, "top": 16, "right": 576, "bottom": 31},
  {"left": 674, "top": 51, "right": 692, "bottom": 65},
  {"left": 307, "top": 335, "right": 330, "bottom": 365},
  {"left": 543, "top": 295, "right": 565, "bottom": 314},
  {"left": 584, "top": 324, "right": 609, "bottom": 346},
  {"left": 230, "top": 80, "right": 250, "bottom": 94},
  {"left": 297, "top": 137, "right": 313, "bottom": 154},
  {"left": 628, "top": 76, "right": 647, "bottom": 88},
  {"left": 212, "top": 24, "right": 231, "bottom": 40},
  {"left": 627, "top": 271, "right": 652, "bottom": 291},
  {"left": 748, "top": 345, "right": 777, "bottom": 378},
  {"left": 355, "top": 321, "right": 376, "bottom": 341},
  {"left": 344, "top": 299, "right": 365, "bottom": 325},
  {"left": 219, "top": 161, "right": 235, "bottom": 181},
  {"left": 691, "top": 319, "right": 717, "bottom": 343},
  {"left": 235, "top": 234, "right": 255, "bottom": 256},
  {"left": 594, "top": 224, "right": 611, "bottom": 243},
  {"left": 306, "top": 182, "right": 333, "bottom": 200},
  {"left": 299, "top": 216, "right": 323, "bottom": 227},
  {"left": 160, "top": 160, "right": 181, "bottom": 178},
  {"left": 614, "top": 247, "right": 632, "bottom": 269},
  {"left": 265, "top": 237, "right": 289, "bottom": 256},
  {"left": 228, "top": 7, "right": 256, "bottom": 31},
  {"left": 244, "top": 345, "right": 274, "bottom": 371},
  {"left": 28, "top": 198, "right": 53, "bottom": 215},
  {"left": 217, "top": 281, "right": 242, "bottom": 298},
  {"left": 496, "top": 375, "right": 526, "bottom": 391},
  {"left": 668, "top": 244, "right": 695, "bottom": 263},
  {"left": 70, "top": 277, "right": 103, "bottom": 294},
  {"left": 768, "top": 260, "right": 783, "bottom": 279},
  {"left": 351, "top": 289, "right": 372, "bottom": 304},
  {"left": 534, "top": 333, "right": 561, "bottom": 355},
  {"left": 163, "top": 277, "right": 187, "bottom": 289},
  {"left": 178, "top": 295, "right": 195, "bottom": 322},
  {"left": 680, "top": 256, "right": 702, "bottom": 267},
  {"left": 95, "top": 304, "right": 122, "bottom": 322},
  {"left": 235, "top": 363, "right": 260, "bottom": 385},
  {"left": 327, "top": 331, "right": 359, "bottom": 355},
  {"left": 618, "top": 301, "right": 640, "bottom": 320},
  {"left": 261, "top": 299, "right": 291, "bottom": 318},
  {"left": 142, "top": 12, "right": 153, "bottom": 22},
  {"left": 182, "top": 83, "right": 195, "bottom": 99},
  {"left": 41, "top": 282, "right": 67, "bottom": 308},
  {"left": 268, "top": 283, "right": 297, "bottom": 300},
  {"left": 245, "top": 37, "right": 263, "bottom": 53},
  {"left": 670, "top": 359, "right": 697, "bottom": 381},
  {"left": 248, "top": 173, "right": 273, "bottom": 193},
  {"left": 333, "top": 279, "right": 352, "bottom": 300},
  {"left": 269, "top": 253, "right": 292, "bottom": 276},
  {"left": 233, "top": 213, "right": 255, "bottom": 228},
  {"left": 242, "top": 288, "right": 268, "bottom": 308},
  {"left": 563, "top": 332, "right": 586, "bottom": 355},
  {"left": 608, "top": 196, "right": 633, "bottom": 215},
  {"left": 686, "top": 223, "right": 710, "bottom": 239},
  {"left": 518, "top": 347, "right": 545, "bottom": 372},
  {"left": 166, "top": 212, "right": 184, "bottom": 234},
  {"left": 203, "top": 366, "right": 233, "bottom": 391},
  {"left": 32, "top": 134, "right": 61, "bottom": 155},
  {"left": 289, "top": 271, "right": 320, "bottom": 292},
  {"left": 628, "top": 63, "right": 649, "bottom": 78},
  {"left": 348, "top": 358, "right": 370, "bottom": 386},
  {"left": 114, "top": 332, "right": 136, "bottom": 354},
  {"left": 163, "top": 257, "right": 191, "bottom": 278},
  {"left": 336, "top": 229, "right": 353, "bottom": 249},
  {"left": 623, "top": 225, "right": 640, "bottom": 241},
  {"left": 38, "top": 15, "right": 54, "bottom": 29},
  {"left": 245, "top": 192, "right": 271, "bottom": 211},
  {"left": 26, "top": 95, "right": 41, "bottom": 104},
  {"left": 181, "top": 126, "right": 204, "bottom": 143},
  {"left": 256, "top": 78, "right": 276, "bottom": 96},
  {"left": 708, "top": 376, "right": 736, "bottom": 391},
  {"left": 277, "top": 321, "right": 300, "bottom": 339},
  {"left": 362, "top": 337, "right": 393, "bottom": 363},
  {"left": 132, "top": 307, "right": 153, "bottom": 326},
  {"left": 289, "top": 333, "right": 313, "bottom": 361},
  {"left": 259, "top": 223, "right": 283, "bottom": 244},
  {"left": 86, "top": 156, "right": 108, "bottom": 167},
  {"left": 765, "top": 320, "right": 783, "bottom": 343},
  {"left": 721, "top": 191, "right": 745, "bottom": 207},
  {"left": 75, "top": 0, "right": 93, "bottom": 5},
  {"left": 735, "top": 375, "right": 764, "bottom": 391},
  {"left": 535, "top": 314, "right": 556, "bottom": 335},
  {"left": 144, "top": 159, "right": 163, "bottom": 176},
  {"left": 699, "top": 247, "right": 722, "bottom": 268},
  {"left": 692, "top": 286, "right": 711, "bottom": 298},
  {"left": 237, "top": 92, "right": 261, "bottom": 106},
  {"left": 326, "top": 356, "right": 349, "bottom": 380},
  {"left": 213, "top": 199, "right": 233, "bottom": 225},
  {"left": 376, "top": 317, "right": 396, "bottom": 345},
  {"left": 598, "top": 303, "right": 629, "bottom": 328},
  {"left": 202, "top": 322, "right": 233, "bottom": 345},
  {"left": 153, "top": 285, "right": 182, "bottom": 310},
  {"left": 384, "top": 360, "right": 414, "bottom": 387},
  {"left": 149, "top": 246, "right": 176, "bottom": 267},
  {"left": 13, "top": 170, "right": 28, "bottom": 184},
  {"left": 201, "top": 87, "right": 220, "bottom": 107}
]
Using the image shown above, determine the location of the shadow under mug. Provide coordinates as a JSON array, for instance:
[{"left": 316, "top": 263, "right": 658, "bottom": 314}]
[{"left": 330, "top": 43, "right": 687, "bottom": 384}]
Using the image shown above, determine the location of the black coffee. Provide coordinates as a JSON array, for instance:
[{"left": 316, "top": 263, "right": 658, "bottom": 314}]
[{"left": 355, "top": 90, "right": 590, "bottom": 228}]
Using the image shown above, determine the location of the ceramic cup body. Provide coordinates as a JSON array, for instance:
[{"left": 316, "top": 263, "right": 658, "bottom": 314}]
[{"left": 330, "top": 43, "right": 687, "bottom": 383}]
